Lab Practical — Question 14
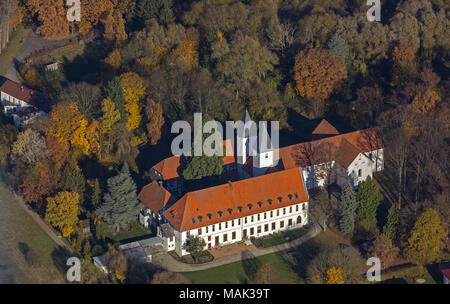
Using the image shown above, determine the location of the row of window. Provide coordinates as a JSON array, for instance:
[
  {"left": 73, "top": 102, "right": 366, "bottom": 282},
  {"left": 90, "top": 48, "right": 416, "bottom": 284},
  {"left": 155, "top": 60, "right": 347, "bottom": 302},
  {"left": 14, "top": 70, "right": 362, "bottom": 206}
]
[
  {"left": 191, "top": 193, "right": 301, "bottom": 224},
  {"left": 189, "top": 203, "right": 307, "bottom": 237},
  {"left": 200, "top": 216, "right": 303, "bottom": 247}
]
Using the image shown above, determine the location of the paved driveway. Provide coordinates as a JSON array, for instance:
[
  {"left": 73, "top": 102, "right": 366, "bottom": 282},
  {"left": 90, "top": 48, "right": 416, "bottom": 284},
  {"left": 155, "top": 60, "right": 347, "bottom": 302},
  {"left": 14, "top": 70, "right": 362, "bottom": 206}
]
[
  {"left": 4, "top": 31, "right": 71, "bottom": 82},
  {"left": 151, "top": 227, "right": 321, "bottom": 272}
]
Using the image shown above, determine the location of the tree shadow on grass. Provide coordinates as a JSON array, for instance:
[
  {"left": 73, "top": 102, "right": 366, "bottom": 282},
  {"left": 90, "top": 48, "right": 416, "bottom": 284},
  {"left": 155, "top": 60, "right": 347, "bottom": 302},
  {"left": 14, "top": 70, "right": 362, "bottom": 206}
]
[
  {"left": 241, "top": 250, "right": 261, "bottom": 283},
  {"left": 290, "top": 238, "right": 322, "bottom": 281},
  {"left": 50, "top": 246, "right": 74, "bottom": 276}
]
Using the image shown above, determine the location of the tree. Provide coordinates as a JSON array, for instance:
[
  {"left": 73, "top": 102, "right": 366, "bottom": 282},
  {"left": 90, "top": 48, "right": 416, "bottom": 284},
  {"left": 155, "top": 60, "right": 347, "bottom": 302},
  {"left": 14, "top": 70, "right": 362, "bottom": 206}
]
[
  {"left": 0, "top": 124, "right": 18, "bottom": 166},
  {"left": 294, "top": 48, "right": 347, "bottom": 117},
  {"left": 60, "top": 82, "right": 101, "bottom": 120},
  {"left": 144, "top": 98, "right": 164, "bottom": 145},
  {"left": 383, "top": 204, "right": 400, "bottom": 244},
  {"left": 253, "top": 262, "right": 274, "bottom": 284},
  {"left": 91, "top": 178, "right": 102, "bottom": 209},
  {"left": 186, "top": 236, "right": 206, "bottom": 260},
  {"left": 104, "top": 245, "right": 128, "bottom": 282},
  {"left": 309, "top": 190, "right": 337, "bottom": 232},
  {"left": 104, "top": 77, "right": 126, "bottom": 122},
  {"left": 339, "top": 182, "right": 358, "bottom": 236},
  {"left": 356, "top": 176, "right": 382, "bottom": 226},
  {"left": 326, "top": 267, "right": 345, "bottom": 284},
  {"left": 120, "top": 72, "right": 146, "bottom": 131},
  {"left": 307, "top": 246, "right": 364, "bottom": 284},
  {"left": 131, "top": 0, "right": 174, "bottom": 28},
  {"left": 45, "top": 135, "right": 69, "bottom": 171},
  {"left": 151, "top": 271, "right": 190, "bottom": 284},
  {"left": 10, "top": 128, "right": 47, "bottom": 167},
  {"left": 18, "top": 161, "right": 59, "bottom": 206},
  {"left": 406, "top": 208, "right": 445, "bottom": 267},
  {"left": 354, "top": 86, "right": 384, "bottom": 127},
  {"left": 25, "top": 0, "right": 70, "bottom": 40},
  {"left": 367, "top": 234, "right": 399, "bottom": 270},
  {"left": 45, "top": 191, "right": 79, "bottom": 236},
  {"left": 60, "top": 165, "right": 86, "bottom": 201},
  {"left": 95, "top": 162, "right": 140, "bottom": 231}
]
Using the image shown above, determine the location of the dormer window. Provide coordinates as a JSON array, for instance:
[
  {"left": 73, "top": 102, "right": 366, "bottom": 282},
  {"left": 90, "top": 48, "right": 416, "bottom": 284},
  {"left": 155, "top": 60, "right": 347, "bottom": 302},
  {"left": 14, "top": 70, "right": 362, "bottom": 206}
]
[
  {"left": 277, "top": 196, "right": 283, "bottom": 203},
  {"left": 207, "top": 213, "right": 212, "bottom": 220},
  {"left": 218, "top": 211, "right": 223, "bottom": 218},
  {"left": 267, "top": 199, "right": 272, "bottom": 205},
  {"left": 294, "top": 193, "right": 299, "bottom": 199},
  {"left": 198, "top": 216, "right": 202, "bottom": 222},
  {"left": 192, "top": 218, "right": 196, "bottom": 224},
  {"left": 248, "top": 204, "right": 252, "bottom": 210},
  {"left": 257, "top": 201, "right": 263, "bottom": 208},
  {"left": 227, "top": 208, "right": 232, "bottom": 215},
  {"left": 288, "top": 194, "right": 293, "bottom": 200},
  {"left": 237, "top": 206, "right": 243, "bottom": 212}
]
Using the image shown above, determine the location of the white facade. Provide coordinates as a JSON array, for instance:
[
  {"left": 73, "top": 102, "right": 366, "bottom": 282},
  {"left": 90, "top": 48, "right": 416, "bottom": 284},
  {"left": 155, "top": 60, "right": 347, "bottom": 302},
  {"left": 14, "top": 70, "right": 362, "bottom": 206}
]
[
  {"left": 0, "top": 91, "right": 30, "bottom": 114},
  {"left": 301, "top": 148, "right": 384, "bottom": 190},
  {"left": 171, "top": 202, "right": 308, "bottom": 256}
]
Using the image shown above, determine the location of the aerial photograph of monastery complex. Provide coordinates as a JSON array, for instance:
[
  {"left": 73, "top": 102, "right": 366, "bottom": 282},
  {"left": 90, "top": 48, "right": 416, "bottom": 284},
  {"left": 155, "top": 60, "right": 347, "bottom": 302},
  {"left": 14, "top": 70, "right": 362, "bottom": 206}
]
[{"left": 0, "top": 0, "right": 448, "bottom": 293}]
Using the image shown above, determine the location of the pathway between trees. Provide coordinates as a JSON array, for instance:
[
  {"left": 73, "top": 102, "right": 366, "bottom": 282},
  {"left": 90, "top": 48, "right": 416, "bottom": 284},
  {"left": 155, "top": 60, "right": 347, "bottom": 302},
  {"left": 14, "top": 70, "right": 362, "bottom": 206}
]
[{"left": 152, "top": 227, "right": 321, "bottom": 272}]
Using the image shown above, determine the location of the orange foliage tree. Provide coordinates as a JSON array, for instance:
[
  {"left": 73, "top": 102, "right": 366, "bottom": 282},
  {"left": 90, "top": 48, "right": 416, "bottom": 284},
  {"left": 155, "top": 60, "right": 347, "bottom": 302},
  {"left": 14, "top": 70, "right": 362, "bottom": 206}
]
[
  {"left": 145, "top": 98, "right": 164, "bottom": 145},
  {"left": 294, "top": 48, "right": 347, "bottom": 110},
  {"left": 26, "top": 0, "right": 70, "bottom": 40}
]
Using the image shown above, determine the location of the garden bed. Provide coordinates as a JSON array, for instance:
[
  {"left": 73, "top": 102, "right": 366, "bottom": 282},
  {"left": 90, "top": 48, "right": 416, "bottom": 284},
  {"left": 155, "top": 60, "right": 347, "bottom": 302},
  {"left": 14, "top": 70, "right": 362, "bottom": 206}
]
[
  {"left": 251, "top": 226, "right": 311, "bottom": 248},
  {"left": 169, "top": 250, "right": 214, "bottom": 264}
]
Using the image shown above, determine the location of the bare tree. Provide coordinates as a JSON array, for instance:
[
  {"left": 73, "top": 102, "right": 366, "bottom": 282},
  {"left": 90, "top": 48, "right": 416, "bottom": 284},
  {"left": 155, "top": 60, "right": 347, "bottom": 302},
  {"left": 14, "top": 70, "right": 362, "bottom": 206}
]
[{"left": 267, "top": 19, "right": 296, "bottom": 54}]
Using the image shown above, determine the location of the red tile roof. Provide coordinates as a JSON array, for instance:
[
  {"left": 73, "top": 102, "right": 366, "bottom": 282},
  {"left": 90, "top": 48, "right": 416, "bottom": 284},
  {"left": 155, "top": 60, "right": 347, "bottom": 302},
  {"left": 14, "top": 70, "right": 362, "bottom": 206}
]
[
  {"left": 441, "top": 269, "right": 450, "bottom": 280},
  {"left": 138, "top": 181, "right": 173, "bottom": 214},
  {"left": 335, "top": 138, "right": 363, "bottom": 168},
  {"left": 152, "top": 139, "right": 236, "bottom": 180},
  {"left": 312, "top": 119, "right": 340, "bottom": 138},
  {"left": 279, "top": 128, "right": 382, "bottom": 169},
  {"left": 163, "top": 167, "right": 308, "bottom": 232},
  {"left": 0, "top": 78, "right": 52, "bottom": 112}
]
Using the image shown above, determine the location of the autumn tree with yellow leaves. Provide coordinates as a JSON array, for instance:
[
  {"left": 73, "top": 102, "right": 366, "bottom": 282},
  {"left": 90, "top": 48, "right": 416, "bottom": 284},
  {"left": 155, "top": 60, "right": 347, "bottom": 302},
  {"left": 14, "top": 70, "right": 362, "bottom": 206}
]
[
  {"left": 120, "top": 72, "right": 146, "bottom": 131},
  {"left": 45, "top": 191, "right": 80, "bottom": 237},
  {"left": 326, "top": 267, "right": 345, "bottom": 284}
]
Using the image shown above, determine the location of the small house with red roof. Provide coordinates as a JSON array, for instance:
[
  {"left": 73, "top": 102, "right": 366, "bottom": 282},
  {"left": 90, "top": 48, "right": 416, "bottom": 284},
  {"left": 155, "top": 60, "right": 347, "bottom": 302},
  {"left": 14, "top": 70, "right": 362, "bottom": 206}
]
[
  {"left": 138, "top": 118, "right": 384, "bottom": 256},
  {"left": 0, "top": 77, "right": 50, "bottom": 128},
  {"left": 439, "top": 262, "right": 450, "bottom": 284}
]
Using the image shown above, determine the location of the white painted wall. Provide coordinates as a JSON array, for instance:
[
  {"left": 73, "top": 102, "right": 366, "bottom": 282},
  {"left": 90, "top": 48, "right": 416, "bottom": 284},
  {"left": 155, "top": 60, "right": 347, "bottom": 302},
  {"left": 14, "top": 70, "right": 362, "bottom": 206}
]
[{"left": 171, "top": 202, "right": 308, "bottom": 256}]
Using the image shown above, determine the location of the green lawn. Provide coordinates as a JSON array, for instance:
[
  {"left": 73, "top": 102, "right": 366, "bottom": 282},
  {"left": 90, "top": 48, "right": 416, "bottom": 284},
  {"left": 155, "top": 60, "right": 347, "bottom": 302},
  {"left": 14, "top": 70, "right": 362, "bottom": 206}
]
[
  {"left": 183, "top": 230, "right": 351, "bottom": 284},
  {"left": 0, "top": 172, "right": 66, "bottom": 283},
  {"left": 112, "top": 221, "right": 153, "bottom": 243},
  {"left": 379, "top": 265, "right": 437, "bottom": 284},
  {"left": 0, "top": 25, "right": 31, "bottom": 76},
  {"left": 183, "top": 251, "right": 300, "bottom": 284}
]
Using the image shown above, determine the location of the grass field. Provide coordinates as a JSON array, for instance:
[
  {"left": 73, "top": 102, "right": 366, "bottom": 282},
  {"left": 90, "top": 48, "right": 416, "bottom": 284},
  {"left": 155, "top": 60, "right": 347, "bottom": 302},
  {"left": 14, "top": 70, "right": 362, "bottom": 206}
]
[
  {"left": 0, "top": 25, "right": 31, "bottom": 76},
  {"left": 183, "top": 230, "right": 351, "bottom": 284},
  {"left": 0, "top": 172, "right": 66, "bottom": 283}
]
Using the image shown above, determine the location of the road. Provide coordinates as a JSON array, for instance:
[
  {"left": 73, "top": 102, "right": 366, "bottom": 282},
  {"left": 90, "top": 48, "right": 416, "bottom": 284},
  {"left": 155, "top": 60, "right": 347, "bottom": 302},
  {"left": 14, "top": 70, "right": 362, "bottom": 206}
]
[
  {"left": 152, "top": 226, "right": 321, "bottom": 272},
  {"left": 4, "top": 31, "right": 71, "bottom": 82}
]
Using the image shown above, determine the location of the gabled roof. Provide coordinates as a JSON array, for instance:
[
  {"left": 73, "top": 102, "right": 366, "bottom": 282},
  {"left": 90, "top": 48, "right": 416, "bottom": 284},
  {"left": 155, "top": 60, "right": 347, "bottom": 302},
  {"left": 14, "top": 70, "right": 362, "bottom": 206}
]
[
  {"left": 163, "top": 167, "right": 308, "bottom": 232},
  {"left": 335, "top": 138, "right": 363, "bottom": 168},
  {"left": 0, "top": 78, "right": 52, "bottom": 112},
  {"left": 138, "top": 181, "right": 173, "bottom": 214},
  {"left": 312, "top": 119, "right": 340, "bottom": 139},
  {"left": 278, "top": 128, "right": 382, "bottom": 169},
  {"left": 152, "top": 139, "right": 235, "bottom": 180}
]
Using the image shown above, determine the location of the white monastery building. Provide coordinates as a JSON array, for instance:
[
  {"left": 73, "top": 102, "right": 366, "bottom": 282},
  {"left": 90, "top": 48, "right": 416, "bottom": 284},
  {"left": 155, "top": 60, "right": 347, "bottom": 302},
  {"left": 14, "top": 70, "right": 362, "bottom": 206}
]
[{"left": 139, "top": 118, "right": 384, "bottom": 256}]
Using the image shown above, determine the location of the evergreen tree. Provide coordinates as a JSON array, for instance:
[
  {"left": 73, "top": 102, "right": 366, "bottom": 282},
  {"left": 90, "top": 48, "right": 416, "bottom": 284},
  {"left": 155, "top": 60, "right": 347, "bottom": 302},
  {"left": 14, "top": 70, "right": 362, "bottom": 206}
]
[
  {"left": 383, "top": 204, "right": 400, "bottom": 244},
  {"left": 131, "top": 0, "right": 175, "bottom": 29},
  {"left": 356, "top": 176, "right": 382, "bottom": 225},
  {"left": 61, "top": 165, "right": 86, "bottom": 201},
  {"left": 91, "top": 179, "right": 102, "bottom": 210},
  {"left": 339, "top": 182, "right": 358, "bottom": 236},
  {"left": 95, "top": 163, "right": 141, "bottom": 231},
  {"left": 104, "top": 77, "right": 126, "bottom": 123},
  {"left": 182, "top": 114, "right": 224, "bottom": 183}
]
